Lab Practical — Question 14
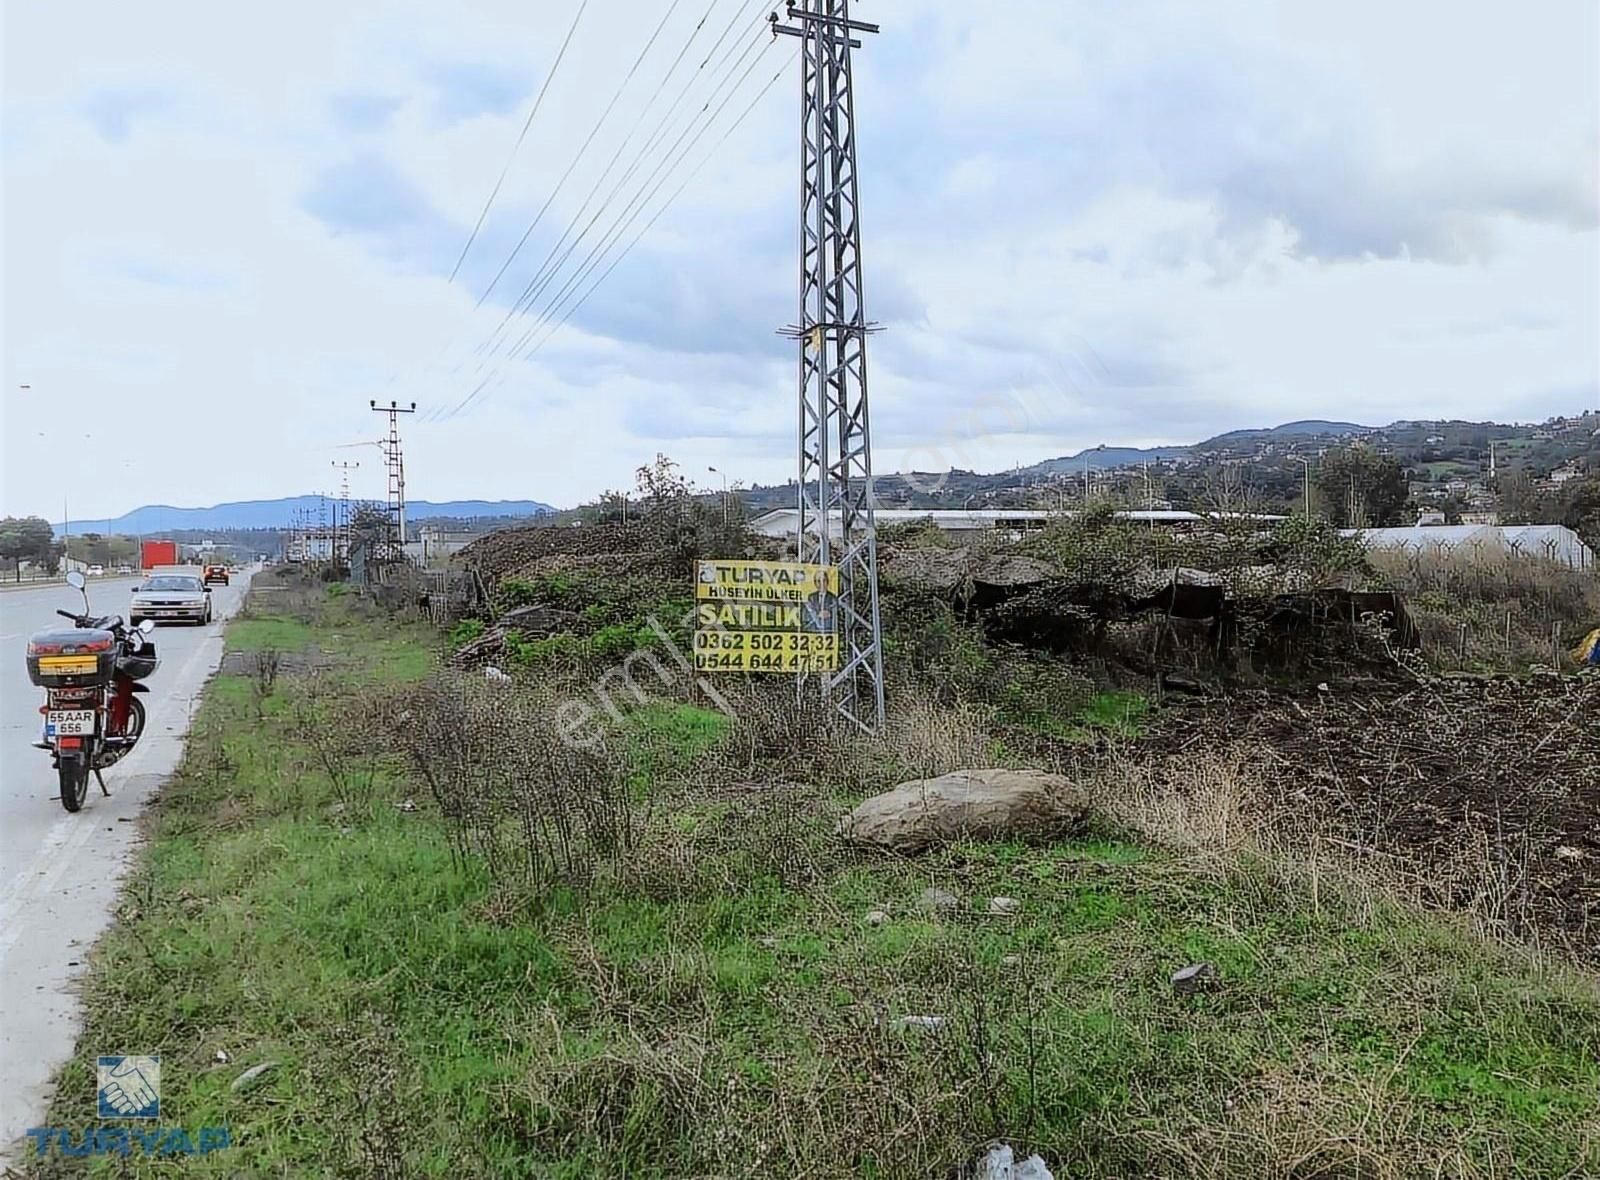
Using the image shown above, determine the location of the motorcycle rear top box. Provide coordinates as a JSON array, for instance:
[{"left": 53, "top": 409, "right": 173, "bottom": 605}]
[{"left": 26, "top": 628, "right": 117, "bottom": 688}]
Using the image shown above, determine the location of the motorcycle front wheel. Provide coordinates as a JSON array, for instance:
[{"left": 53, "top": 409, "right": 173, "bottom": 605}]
[{"left": 58, "top": 755, "right": 90, "bottom": 813}]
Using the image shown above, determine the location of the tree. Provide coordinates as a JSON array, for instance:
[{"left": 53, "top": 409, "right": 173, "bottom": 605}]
[
  {"left": 347, "top": 504, "right": 391, "bottom": 555},
  {"left": 0, "top": 515, "right": 57, "bottom": 582},
  {"left": 1315, "top": 446, "right": 1409, "bottom": 528},
  {"left": 1555, "top": 475, "right": 1600, "bottom": 551},
  {"left": 634, "top": 453, "right": 693, "bottom": 508},
  {"left": 1495, "top": 471, "right": 1546, "bottom": 525}
]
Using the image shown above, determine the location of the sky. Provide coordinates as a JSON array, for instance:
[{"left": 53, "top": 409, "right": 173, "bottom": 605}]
[{"left": 3, "top": 0, "right": 1597, "bottom": 521}]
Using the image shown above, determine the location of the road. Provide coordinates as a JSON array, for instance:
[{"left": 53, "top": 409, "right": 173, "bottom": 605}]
[{"left": 0, "top": 572, "right": 248, "bottom": 1154}]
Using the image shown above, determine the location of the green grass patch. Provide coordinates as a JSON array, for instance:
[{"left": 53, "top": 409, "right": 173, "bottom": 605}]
[
  {"left": 225, "top": 615, "right": 315, "bottom": 652},
  {"left": 22, "top": 605, "right": 1600, "bottom": 1177}
]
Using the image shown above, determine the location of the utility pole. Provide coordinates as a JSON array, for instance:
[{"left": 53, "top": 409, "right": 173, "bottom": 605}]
[
  {"left": 369, "top": 400, "right": 417, "bottom": 561},
  {"left": 332, "top": 461, "right": 359, "bottom": 572},
  {"left": 708, "top": 466, "right": 729, "bottom": 524},
  {"left": 774, "top": 0, "right": 885, "bottom": 732}
]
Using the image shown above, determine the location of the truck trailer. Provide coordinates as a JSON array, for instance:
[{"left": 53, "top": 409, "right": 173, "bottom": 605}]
[{"left": 140, "top": 539, "right": 178, "bottom": 572}]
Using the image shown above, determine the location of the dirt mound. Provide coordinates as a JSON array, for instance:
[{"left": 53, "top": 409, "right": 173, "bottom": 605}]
[
  {"left": 455, "top": 516, "right": 776, "bottom": 590},
  {"left": 455, "top": 522, "right": 677, "bottom": 584},
  {"left": 881, "top": 545, "right": 1059, "bottom": 600},
  {"left": 1142, "top": 673, "right": 1600, "bottom": 957}
]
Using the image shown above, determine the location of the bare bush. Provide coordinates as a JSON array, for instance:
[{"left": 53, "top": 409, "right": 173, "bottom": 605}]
[
  {"left": 388, "top": 672, "right": 637, "bottom": 891},
  {"left": 1370, "top": 548, "right": 1600, "bottom": 671}
]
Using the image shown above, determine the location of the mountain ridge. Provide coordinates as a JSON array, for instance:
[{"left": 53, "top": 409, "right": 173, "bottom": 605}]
[{"left": 56, "top": 496, "right": 554, "bottom": 535}]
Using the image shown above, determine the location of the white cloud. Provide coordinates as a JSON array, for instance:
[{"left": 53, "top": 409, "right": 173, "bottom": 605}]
[{"left": 3, "top": 0, "right": 1595, "bottom": 520}]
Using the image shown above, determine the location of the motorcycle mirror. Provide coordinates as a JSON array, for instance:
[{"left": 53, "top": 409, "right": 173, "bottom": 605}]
[
  {"left": 138, "top": 619, "right": 156, "bottom": 634},
  {"left": 65, "top": 570, "right": 86, "bottom": 589}
]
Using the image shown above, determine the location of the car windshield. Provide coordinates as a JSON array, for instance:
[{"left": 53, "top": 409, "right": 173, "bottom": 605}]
[{"left": 141, "top": 576, "right": 202, "bottom": 592}]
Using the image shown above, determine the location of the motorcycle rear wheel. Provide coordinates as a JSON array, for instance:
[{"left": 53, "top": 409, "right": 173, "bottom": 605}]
[
  {"left": 121, "top": 696, "right": 146, "bottom": 743},
  {"left": 59, "top": 755, "right": 89, "bottom": 813}
]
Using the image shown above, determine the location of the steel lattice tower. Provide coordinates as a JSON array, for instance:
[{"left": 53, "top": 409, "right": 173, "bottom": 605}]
[
  {"left": 774, "top": 0, "right": 884, "bottom": 731},
  {"left": 369, "top": 400, "right": 416, "bottom": 560}
]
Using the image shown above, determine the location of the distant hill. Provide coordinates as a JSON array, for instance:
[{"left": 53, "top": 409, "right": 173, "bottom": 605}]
[
  {"left": 58, "top": 496, "right": 555, "bottom": 535},
  {"left": 1018, "top": 421, "right": 1370, "bottom": 476},
  {"left": 1024, "top": 444, "right": 1192, "bottom": 475},
  {"left": 1195, "top": 419, "right": 1368, "bottom": 449}
]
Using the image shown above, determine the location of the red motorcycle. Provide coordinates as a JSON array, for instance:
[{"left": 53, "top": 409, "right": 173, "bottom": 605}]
[{"left": 26, "top": 570, "right": 160, "bottom": 812}]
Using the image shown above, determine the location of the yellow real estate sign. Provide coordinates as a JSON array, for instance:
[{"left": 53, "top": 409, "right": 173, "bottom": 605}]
[{"left": 693, "top": 560, "right": 839, "bottom": 672}]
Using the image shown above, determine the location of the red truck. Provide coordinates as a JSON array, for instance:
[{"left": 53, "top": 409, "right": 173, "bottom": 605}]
[{"left": 140, "top": 539, "right": 178, "bottom": 572}]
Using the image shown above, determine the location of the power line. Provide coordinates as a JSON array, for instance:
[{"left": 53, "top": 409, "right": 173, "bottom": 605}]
[
  {"left": 523, "top": 51, "right": 793, "bottom": 361},
  {"left": 473, "top": 0, "right": 689, "bottom": 311},
  {"left": 448, "top": 1, "right": 766, "bottom": 399},
  {"left": 489, "top": 0, "right": 759, "bottom": 345},
  {"left": 490, "top": 18, "right": 771, "bottom": 366},
  {"left": 435, "top": 22, "right": 778, "bottom": 421},
  {"left": 449, "top": 0, "right": 590, "bottom": 282},
  {"left": 437, "top": 48, "right": 791, "bottom": 421}
]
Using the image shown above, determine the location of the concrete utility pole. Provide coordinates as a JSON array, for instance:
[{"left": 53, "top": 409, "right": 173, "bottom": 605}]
[
  {"left": 774, "top": 0, "right": 885, "bottom": 732},
  {"left": 369, "top": 400, "right": 417, "bottom": 559},
  {"left": 708, "top": 466, "right": 729, "bottom": 524},
  {"left": 1294, "top": 455, "right": 1312, "bottom": 519},
  {"left": 1084, "top": 443, "right": 1106, "bottom": 499}
]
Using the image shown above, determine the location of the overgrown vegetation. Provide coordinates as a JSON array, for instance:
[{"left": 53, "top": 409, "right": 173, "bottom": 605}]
[
  {"left": 23, "top": 558, "right": 1600, "bottom": 1176},
  {"left": 1369, "top": 548, "right": 1600, "bottom": 672}
]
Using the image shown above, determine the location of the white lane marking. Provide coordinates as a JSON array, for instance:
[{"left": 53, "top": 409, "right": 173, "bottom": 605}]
[{"left": 0, "top": 589, "right": 243, "bottom": 961}]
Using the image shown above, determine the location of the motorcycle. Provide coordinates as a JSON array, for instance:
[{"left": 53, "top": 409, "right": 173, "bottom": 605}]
[{"left": 25, "top": 570, "right": 160, "bottom": 812}]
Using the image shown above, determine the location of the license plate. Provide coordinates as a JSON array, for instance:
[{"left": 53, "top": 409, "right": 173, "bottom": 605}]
[
  {"left": 39, "top": 655, "right": 99, "bottom": 674},
  {"left": 46, "top": 710, "right": 96, "bottom": 736}
]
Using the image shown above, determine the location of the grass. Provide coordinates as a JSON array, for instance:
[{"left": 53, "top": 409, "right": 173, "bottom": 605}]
[
  {"left": 224, "top": 615, "right": 315, "bottom": 651},
  {"left": 18, "top": 589, "right": 1600, "bottom": 1177},
  {"left": 1006, "top": 689, "right": 1151, "bottom": 743}
]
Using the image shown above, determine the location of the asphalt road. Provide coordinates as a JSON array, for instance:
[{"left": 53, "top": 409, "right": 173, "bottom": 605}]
[{"left": 0, "top": 572, "right": 248, "bottom": 1154}]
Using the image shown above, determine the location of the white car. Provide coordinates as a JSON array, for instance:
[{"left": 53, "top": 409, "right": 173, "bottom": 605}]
[
  {"left": 87, "top": 564, "right": 105, "bottom": 576},
  {"left": 129, "top": 574, "right": 213, "bottom": 626}
]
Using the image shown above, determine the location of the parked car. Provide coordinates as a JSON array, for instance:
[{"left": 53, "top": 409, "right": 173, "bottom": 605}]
[
  {"left": 202, "top": 564, "right": 230, "bottom": 586},
  {"left": 129, "top": 574, "right": 213, "bottom": 626},
  {"left": 87, "top": 564, "right": 105, "bottom": 576}
]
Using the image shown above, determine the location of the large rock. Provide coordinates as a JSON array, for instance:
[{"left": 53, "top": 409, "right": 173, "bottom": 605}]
[
  {"left": 839, "top": 769, "right": 1089, "bottom": 854},
  {"left": 882, "top": 546, "right": 1059, "bottom": 598}
]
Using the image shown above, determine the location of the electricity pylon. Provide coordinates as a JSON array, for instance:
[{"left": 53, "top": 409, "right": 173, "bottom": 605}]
[{"left": 774, "top": 0, "right": 884, "bottom": 731}]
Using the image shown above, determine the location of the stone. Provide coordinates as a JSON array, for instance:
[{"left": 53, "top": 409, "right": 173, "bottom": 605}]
[
  {"left": 894, "top": 1015, "right": 946, "bottom": 1031},
  {"left": 1171, "top": 961, "right": 1219, "bottom": 995},
  {"left": 231, "top": 1061, "right": 279, "bottom": 1093},
  {"left": 988, "top": 896, "right": 1021, "bottom": 916},
  {"left": 974, "top": 1142, "right": 1054, "bottom": 1180},
  {"left": 865, "top": 909, "right": 890, "bottom": 927},
  {"left": 917, "top": 887, "right": 959, "bottom": 913},
  {"left": 498, "top": 604, "right": 579, "bottom": 635},
  {"left": 881, "top": 546, "right": 1059, "bottom": 597},
  {"left": 840, "top": 769, "right": 1090, "bottom": 855}
]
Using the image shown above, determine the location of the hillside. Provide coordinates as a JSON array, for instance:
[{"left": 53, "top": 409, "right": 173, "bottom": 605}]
[{"left": 59, "top": 496, "right": 555, "bottom": 535}]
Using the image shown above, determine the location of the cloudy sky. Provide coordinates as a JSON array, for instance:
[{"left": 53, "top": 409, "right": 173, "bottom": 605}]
[{"left": 3, "top": 1, "right": 1596, "bottom": 521}]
